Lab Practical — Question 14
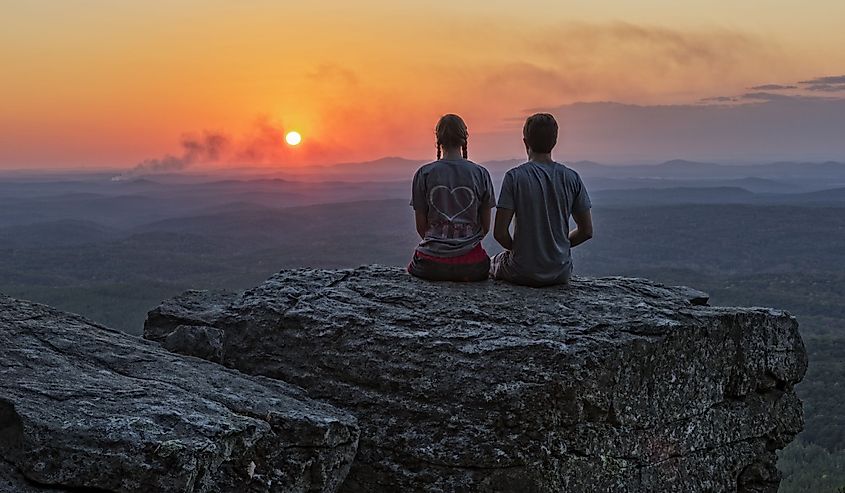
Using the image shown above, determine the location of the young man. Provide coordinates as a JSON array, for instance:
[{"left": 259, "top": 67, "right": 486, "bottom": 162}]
[{"left": 491, "top": 113, "right": 593, "bottom": 287}]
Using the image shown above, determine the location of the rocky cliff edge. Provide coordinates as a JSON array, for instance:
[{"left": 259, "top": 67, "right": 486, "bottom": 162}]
[{"left": 145, "top": 265, "right": 807, "bottom": 493}]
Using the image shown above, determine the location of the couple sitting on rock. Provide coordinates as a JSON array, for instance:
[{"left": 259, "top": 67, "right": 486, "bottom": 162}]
[{"left": 408, "top": 113, "right": 593, "bottom": 287}]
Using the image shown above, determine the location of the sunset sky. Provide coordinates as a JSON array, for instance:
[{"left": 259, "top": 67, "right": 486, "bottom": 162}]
[{"left": 2, "top": 1, "right": 845, "bottom": 169}]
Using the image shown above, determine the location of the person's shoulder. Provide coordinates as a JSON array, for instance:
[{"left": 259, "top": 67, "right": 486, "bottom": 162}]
[
  {"left": 463, "top": 159, "right": 492, "bottom": 175},
  {"left": 556, "top": 161, "right": 584, "bottom": 180},
  {"left": 414, "top": 160, "right": 441, "bottom": 176},
  {"left": 506, "top": 161, "right": 532, "bottom": 173}
]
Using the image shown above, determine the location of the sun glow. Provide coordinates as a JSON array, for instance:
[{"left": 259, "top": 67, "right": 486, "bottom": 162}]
[{"left": 285, "top": 131, "right": 302, "bottom": 146}]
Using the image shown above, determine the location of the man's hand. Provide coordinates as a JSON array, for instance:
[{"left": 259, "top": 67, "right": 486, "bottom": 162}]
[
  {"left": 494, "top": 208, "right": 515, "bottom": 250},
  {"left": 569, "top": 209, "right": 593, "bottom": 247}
]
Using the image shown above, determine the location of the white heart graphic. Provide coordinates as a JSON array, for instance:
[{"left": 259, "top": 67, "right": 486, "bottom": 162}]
[{"left": 429, "top": 185, "right": 476, "bottom": 222}]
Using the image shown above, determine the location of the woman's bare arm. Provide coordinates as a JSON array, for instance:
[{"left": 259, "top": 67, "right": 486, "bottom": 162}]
[
  {"left": 415, "top": 210, "right": 429, "bottom": 239},
  {"left": 480, "top": 207, "right": 492, "bottom": 236}
]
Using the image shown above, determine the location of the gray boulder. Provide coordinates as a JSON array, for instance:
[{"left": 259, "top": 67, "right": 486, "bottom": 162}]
[
  {"left": 145, "top": 265, "right": 807, "bottom": 493},
  {"left": 0, "top": 294, "right": 358, "bottom": 493}
]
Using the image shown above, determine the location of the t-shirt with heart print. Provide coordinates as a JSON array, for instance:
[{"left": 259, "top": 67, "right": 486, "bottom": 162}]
[{"left": 410, "top": 158, "right": 496, "bottom": 258}]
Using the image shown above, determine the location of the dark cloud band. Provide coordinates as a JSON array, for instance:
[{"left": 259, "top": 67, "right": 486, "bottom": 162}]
[
  {"left": 749, "top": 84, "right": 797, "bottom": 90},
  {"left": 804, "top": 83, "right": 845, "bottom": 92},
  {"left": 799, "top": 75, "right": 845, "bottom": 85}
]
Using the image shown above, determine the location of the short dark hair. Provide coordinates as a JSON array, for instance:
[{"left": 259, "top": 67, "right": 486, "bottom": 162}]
[{"left": 523, "top": 113, "right": 558, "bottom": 153}]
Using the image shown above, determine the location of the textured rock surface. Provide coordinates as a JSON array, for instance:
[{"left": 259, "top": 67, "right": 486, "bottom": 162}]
[
  {"left": 145, "top": 265, "right": 808, "bottom": 493},
  {"left": 0, "top": 294, "right": 358, "bottom": 493},
  {"left": 0, "top": 462, "right": 68, "bottom": 493}
]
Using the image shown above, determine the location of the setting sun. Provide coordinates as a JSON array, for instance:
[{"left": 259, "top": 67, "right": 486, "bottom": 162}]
[{"left": 285, "top": 131, "right": 302, "bottom": 146}]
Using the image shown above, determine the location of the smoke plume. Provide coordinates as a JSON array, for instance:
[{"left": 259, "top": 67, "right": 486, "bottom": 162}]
[{"left": 131, "top": 132, "right": 230, "bottom": 174}]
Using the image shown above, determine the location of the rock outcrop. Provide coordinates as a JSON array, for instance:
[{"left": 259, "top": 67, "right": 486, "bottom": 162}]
[
  {"left": 0, "top": 462, "right": 66, "bottom": 493},
  {"left": 144, "top": 265, "right": 807, "bottom": 493},
  {"left": 0, "top": 295, "right": 359, "bottom": 493}
]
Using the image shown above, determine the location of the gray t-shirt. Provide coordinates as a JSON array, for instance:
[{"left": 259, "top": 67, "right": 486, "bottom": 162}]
[
  {"left": 411, "top": 158, "right": 496, "bottom": 257},
  {"left": 497, "top": 161, "right": 591, "bottom": 285}
]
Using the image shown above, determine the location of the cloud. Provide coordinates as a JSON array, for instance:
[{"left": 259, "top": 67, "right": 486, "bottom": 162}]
[
  {"left": 540, "top": 22, "right": 761, "bottom": 67},
  {"left": 699, "top": 96, "right": 739, "bottom": 103},
  {"left": 478, "top": 62, "right": 579, "bottom": 101},
  {"left": 799, "top": 75, "right": 845, "bottom": 84},
  {"left": 123, "top": 116, "right": 355, "bottom": 177},
  {"left": 474, "top": 22, "right": 780, "bottom": 108},
  {"left": 804, "top": 83, "right": 845, "bottom": 92},
  {"left": 463, "top": 22, "right": 775, "bottom": 117},
  {"left": 741, "top": 92, "right": 797, "bottom": 101},
  {"left": 233, "top": 119, "right": 287, "bottom": 163},
  {"left": 132, "top": 132, "right": 229, "bottom": 173},
  {"left": 126, "top": 120, "right": 300, "bottom": 175},
  {"left": 749, "top": 84, "right": 797, "bottom": 90},
  {"left": 523, "top": 97, "right": 845, "bottom": 163},
  {"left": 740, "top": 92, "right": 834, "bottom": 102}
]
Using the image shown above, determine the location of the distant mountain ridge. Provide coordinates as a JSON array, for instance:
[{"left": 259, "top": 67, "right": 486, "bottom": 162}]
[
  {"left": 288, "top": 156, "right": 845, "bottom": 190},
  {"left": 9, "top": 157, "right": 844, "bottom": 188}
]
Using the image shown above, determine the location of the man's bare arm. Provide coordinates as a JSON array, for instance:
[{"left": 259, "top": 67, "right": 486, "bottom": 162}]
[
  {"left": 569, "top": 209, "right": 593, "bottom": 248},
  {"left": 414, "top": 210, "right": 428, "bottom": 239},
  {"left": 494, "top": 208, "right": 515, "bottom": 250}
]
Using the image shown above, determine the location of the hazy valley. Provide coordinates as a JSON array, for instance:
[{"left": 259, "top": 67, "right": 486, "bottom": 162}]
[{"left": 2, "top": 158, "right": 845, "bottom": 491}]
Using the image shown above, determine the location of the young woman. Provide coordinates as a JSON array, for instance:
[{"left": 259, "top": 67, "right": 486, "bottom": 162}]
[{"left": 408, "top": 114, "right": 495, "bottom": 282}]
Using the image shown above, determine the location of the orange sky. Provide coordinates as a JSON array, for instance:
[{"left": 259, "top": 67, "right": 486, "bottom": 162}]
[{"left": 2, "top": 1, "right": 844, "bottom": 169}]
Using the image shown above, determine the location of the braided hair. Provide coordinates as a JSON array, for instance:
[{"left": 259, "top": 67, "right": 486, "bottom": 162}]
[{"left": 435, "top": 114, "right": 468, "bottom": 160}]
